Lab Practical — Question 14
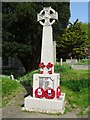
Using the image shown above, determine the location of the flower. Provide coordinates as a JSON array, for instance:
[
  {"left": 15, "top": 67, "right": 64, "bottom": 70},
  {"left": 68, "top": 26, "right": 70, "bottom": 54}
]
[
  {"left": 35, "top": 87, "right": 45, "bottom": 98},
  {"left": 45, "top": 88, "right": 55, "bottom": 99},
  {"left": 56, "top": 86, "right": 61, "bottom": 98},
  {"left": 39, "top": 62, "right": 45, "bottom": 69},
  {"left": 48, "top": 70, "right": 52, "bottom": 74},
  {"left": 40, "top": 71, "right": 43, "bottom": 74},
  {"left": 46, "top": 62, "right": 53, "bottom": 69}
]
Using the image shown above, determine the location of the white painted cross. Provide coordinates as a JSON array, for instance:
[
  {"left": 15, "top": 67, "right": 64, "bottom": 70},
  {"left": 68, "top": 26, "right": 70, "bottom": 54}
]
[{"left": 38, "top": 7, "right": 58, "bottom": 74}]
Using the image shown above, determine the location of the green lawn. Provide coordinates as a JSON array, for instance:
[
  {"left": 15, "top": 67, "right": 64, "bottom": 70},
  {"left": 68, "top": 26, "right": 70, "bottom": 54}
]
[
  {"left": 1, "top": 76, "right": 25, "bottom": 107},
  {"left": 55, "top": 64, "right": 89, "bottom": 115}
]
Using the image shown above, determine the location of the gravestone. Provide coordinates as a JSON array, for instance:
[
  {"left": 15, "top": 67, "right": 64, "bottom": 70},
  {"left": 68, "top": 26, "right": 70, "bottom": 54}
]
[
  {"left": 24, "top": 7, "right": 65, "bottom": 114},
  {"left": 60, "top": 58, "right": 63, "bottom": 66},
  {"left": 66, "top": 59, "right": 78, "bottom": 64}
]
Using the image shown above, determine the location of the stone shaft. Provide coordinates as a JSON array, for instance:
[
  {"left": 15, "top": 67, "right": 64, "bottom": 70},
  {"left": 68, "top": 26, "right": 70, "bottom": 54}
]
[{"left": 41, "top": 26, "right": 54, "bottom": 73}]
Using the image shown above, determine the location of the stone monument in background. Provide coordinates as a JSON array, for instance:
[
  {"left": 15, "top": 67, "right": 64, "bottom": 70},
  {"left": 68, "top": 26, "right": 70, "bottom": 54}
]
[{"left": 24, "top": 7, "right": 65, "bottom": 114}]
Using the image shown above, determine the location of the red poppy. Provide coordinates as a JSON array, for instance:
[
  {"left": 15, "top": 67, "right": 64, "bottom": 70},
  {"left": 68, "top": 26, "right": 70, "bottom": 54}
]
[
  {"left": 48, "top": 70, "right": 52, "bottom": 74},
  {"left": 46, "top": 62, "right": 53, "bottom": 69},
  {"left": 56, "top": 86, "right": 61, "bottom": 98},
  {"left": 40, "top": 71, "right": 43, "bottom": 74},
  {"left": 35, "top": 87, "right": 45, "bottom": 98},
  {"left": 39, "top": 62, "right": 45, "bottom": 69},
  {"left": 45, "top": 88, "right": 55, "bottom": 99}
]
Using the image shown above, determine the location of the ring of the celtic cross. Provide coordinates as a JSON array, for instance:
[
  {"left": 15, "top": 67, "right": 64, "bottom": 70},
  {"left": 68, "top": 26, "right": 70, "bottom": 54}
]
[{"left": 37, "top": 7, "right": 58, "bottom": 26}]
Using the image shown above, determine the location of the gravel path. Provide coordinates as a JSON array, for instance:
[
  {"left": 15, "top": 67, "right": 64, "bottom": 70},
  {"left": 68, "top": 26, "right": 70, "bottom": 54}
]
[
  {"left": 1, "top": 92, "right": 88, "bottom": 119},
  {"left": 0, "top": 108, "right": 2, "bottom": 120},
  {"left": 1, "top": 106, "right": 78, "bottom": 118}
]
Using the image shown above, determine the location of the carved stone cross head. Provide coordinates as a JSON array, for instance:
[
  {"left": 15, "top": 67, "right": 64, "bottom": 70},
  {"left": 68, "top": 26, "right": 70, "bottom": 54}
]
[{"left": 37, "top": 7, "right": 58, "bottom": 26}]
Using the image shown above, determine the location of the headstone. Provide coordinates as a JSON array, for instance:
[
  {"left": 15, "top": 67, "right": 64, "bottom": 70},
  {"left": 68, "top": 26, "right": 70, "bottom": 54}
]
[
  {"left": 66, "top": 59, "right": 78, "bottom": 64},
  {"left": 24, "top": 7, "right": 65, "bottom": 114},
  {"left": 60, "top": 58, "right": 63, "bottom": 66},
  {"left": 10, "top": 74, "right": 15, "bottom": 80}
]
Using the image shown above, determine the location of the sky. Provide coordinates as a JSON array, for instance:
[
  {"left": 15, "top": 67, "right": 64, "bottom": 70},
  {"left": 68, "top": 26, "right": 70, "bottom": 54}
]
[{"left": 69, "top": 1, "right": 88, "bottom": 23}]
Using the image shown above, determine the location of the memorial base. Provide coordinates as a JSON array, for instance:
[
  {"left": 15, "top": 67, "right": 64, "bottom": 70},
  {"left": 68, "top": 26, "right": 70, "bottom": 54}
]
[{"left": 24, "top": 93, "right": 65, "bottom": 114}]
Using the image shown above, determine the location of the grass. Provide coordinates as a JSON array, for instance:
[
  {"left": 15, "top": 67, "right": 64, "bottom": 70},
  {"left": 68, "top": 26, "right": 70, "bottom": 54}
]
[
  {"left": 55, "top": 64, "right": 88, "bottom": 81},
  {"left": 54, "top": 63, "right": 89, "bottom": 115},
  {"left": 1, "top": 76, "right": 25, "bottom": 107},
  {"left": 62, "top": 86, "right": 88, "bottom": 115}
]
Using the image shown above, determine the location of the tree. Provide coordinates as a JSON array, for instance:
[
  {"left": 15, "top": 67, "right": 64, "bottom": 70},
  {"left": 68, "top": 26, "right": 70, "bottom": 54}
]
[
  {"left": 2, "top": 2, "right": 70, "bottom": 72},
  {"left": 57, "top": 19, "right": 89, "bottom": 60}
]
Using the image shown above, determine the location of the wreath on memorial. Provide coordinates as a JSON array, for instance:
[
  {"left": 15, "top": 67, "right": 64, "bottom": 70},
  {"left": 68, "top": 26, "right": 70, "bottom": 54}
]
[
  {"left": 46, "top": 62, "right": 53, "bottom": 69},
  {"left": 35, "top": 87, "right": 45, "bottom": 98},
  {"left": 39, "top": 62, "right": 45, "bottom": 74},
  {"left": 39, "top": 62, "right": 53, "bottom": 74},
  {"left": 45, "top": 88, "right": 55, "bottom": 99},
  {"left": 39, "top": 62, "right": 45, "bottom": 68},
  {"left": 56, "top": 86, "right": 61, "bottom": 98},
  {"left": 46, "top": 62, "right": 53, "bottom": 74}
]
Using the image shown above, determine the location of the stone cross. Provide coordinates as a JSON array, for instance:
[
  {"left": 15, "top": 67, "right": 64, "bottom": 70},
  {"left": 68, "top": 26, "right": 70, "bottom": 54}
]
[
  {"left": 37, "top": 7, "right": 58, "bottom": 26},
  {"left": 38, "top": 7, "right": 58, "bottom": 74}
]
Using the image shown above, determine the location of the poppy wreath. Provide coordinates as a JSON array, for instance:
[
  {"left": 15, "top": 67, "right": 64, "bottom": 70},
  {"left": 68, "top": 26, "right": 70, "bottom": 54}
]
[
  {"left": 45, "top": 88, "right": 55, "bottom": 99},
  {"left": 46, "top": 62, "right": 53, "bottom": 74},
  {"left": 46, "top": 62, "right": 53, "bottom": 69},
  {"left": 35, "top": 87, "right": 45, "bottom": 98},
  {"left": 56, "top": 86, "right": 61, "bottom": 98},
  {"left": 39, "top": 62, "right": 45, "bottom": 69},
  {"left": 39, "top": 62, "right": 45, "bottom": 74}
]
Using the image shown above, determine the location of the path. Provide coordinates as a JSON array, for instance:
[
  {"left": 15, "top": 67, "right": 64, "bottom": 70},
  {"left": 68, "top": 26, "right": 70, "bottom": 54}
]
[{"left": 1, "top": 92, "right": 88, "bottom": 119}]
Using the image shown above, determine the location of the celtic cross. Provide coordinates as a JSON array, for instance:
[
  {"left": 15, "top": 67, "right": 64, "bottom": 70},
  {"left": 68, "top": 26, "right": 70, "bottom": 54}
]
[{"left": 37, "top": 7, "right": 58, "bottom": 26}]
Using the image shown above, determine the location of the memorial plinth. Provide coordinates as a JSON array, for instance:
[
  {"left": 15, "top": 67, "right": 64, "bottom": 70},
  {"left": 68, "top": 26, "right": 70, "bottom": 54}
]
[
  {"left": 24, "top": 93, "right": 65, "bottom": 114},
  {"left": 24, "top": 7, "right": 65, "bottom": 114}
]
